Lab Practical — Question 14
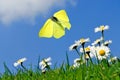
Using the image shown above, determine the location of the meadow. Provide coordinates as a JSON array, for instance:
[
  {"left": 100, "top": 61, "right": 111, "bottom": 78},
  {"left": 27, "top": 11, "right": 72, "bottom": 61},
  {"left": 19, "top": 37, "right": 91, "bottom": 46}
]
[
  {"left": 0, "top": 25, "right": 120, "bottom": 80},
  {"left": 0, "top": 57, "right": 120, "bottom": 80}
]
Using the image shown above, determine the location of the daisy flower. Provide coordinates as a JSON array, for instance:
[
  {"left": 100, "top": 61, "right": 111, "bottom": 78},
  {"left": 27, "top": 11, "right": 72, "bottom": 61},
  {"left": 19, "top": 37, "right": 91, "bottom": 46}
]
[
  {"left": 69, "top": 43, "right": 79, "bottom": 51},
  {"left": 39, "top": 57, "right": 52, "bottom": 72},
  {"left": 75, "top": 38, "right": 90, "bottom": 60},
  {"left": 80, "top": 46, "right": 91, "bottom": 53},
  {"left": 108, "top": 56, "right": 118, "bottom": 63},
  {"left": 13, "top": 57, "right": 27, "bottom": 67},
  {"left": 73, "top": 58, "right": 84, "bottom": 68},
  {"left": 95, "top": 46, "right": 110, "bottom": 60},
  {"left": 92, "top": 37, "right": 103, "bottom": 46},
  {"left": 95, "top": 25, "right": 109, "bottom": 33},
  {"left": 80, "top": 46, "right": 94, "bottom": 56},
  {"left": 75, "top": 38, "right": 90, "bottom": 45},
  {"left": 102, "top": 40, "right": 112, "bottom": 46},
  {"left": 80, "top": 46, "right": 95, "bottom": 63},
  {"left": 69, "top": 41, "right": 81, "bottom": 56}
]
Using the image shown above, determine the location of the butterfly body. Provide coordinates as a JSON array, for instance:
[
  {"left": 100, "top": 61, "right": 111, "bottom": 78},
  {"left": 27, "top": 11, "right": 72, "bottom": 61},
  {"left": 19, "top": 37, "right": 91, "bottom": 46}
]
[
  {"left": 39, "top": 10, "right": 71, "bottom": 39},
  {"left": 51, "top": 16, "right": 58, "bottom": 22}
]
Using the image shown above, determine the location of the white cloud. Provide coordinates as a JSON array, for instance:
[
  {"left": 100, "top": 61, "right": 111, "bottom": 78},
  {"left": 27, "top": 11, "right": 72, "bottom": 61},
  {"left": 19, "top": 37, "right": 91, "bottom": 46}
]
[
  {"left": 69, "top": 0, "right": 78, "bottom": 6},
  {"left": 0, "top": 0, "right": 77, "bottom": 24}
]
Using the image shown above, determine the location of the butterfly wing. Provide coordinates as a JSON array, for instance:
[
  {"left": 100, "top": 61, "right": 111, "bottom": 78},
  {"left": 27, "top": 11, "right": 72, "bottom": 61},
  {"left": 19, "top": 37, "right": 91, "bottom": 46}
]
[
  {"left": 53, "top": 10, "right": 71, "bottom": 30},
  {"left": 54, "top": 10, "right": 69, "bottom": 22},
  {"left": 59, "top": 21, "right": 71, "bottom": 30},
  {"left": 53, "top": 22, "right": 65, "bottom": 39},
  {"left": 39, "top": 19, "right": 53, "bottom": 38}
]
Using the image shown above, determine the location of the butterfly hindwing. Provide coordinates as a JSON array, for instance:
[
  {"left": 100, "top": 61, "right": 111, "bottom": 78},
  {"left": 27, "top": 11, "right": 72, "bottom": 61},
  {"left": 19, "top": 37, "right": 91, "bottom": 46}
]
[
  {"left": 53, "top": 22, "right": 65, "bottom": 39},
  {"left": 59, "top": 20, "right": 71, "bottom": 30},
  {"left": 39, "top": 19, "right": 53, "bottom": 38}
]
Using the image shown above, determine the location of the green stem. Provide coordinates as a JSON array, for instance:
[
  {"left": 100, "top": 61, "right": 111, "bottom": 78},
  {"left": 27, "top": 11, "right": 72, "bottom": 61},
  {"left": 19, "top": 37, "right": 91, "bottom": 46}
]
[
  {"left": 102, "top": 31, "right": 104, "bottom": 43},
  {"left": 106, "top": 60, "right": 110, "bottom": 67},
  {"left": 87, "top": 53, "right": 93, "bottom": 64},
  {"left": 98, "top": 42, "right": 101, "bottom": 46},
  {"left": 95, "top": 50, "right": 99, "bottom": 64},
  {"left": 86, "top": 59, "right": 89, "bottom": 66},
  {"left": 82, "top": 44, "right": 86, "bottom": 63},
  {"left": 21, "top": 63, "right": 27, "bottom": 71},
  {"left": 75, "top": 48, "right": 80, "bottom": 57}
]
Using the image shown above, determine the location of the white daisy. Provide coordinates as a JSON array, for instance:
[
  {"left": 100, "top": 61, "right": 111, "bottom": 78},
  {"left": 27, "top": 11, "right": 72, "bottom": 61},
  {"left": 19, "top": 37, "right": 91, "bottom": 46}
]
[
  {"left": 108, "top": 56, "right": 118, "bottom": 63},
  {"left": 73, "top": 58, "right": 84, "bottom": 68},
  {"left": 80, "top": 46, "right": 95, "bottom": 59},
  {"left": 80, "top": 46, "right": 91, "bottom": 53},
  {"left": 95, "top": 46, "right": 110, "bottom": 60},
  {"left": 73, "top": 62, "right": 80, "bottom": 68},
  {"left": 92, "top": 37, "right": 103, "bottom": 46},
  {"left": 39, "top": 57, "right": 52, "bottom": 71},
  {"left": 75, "top": 38, "right": 90, "bottom": 45},
  {"left": 102, "top": 40, "right": 112, "bottom": 46},
  {"left": 95, "top": 25, "right": 109, "bottom": 32},
  {"left": 44, "top": 57, "right": 51, "bottom": 63},
  {"left": 69, "top": 43, "right": 79, "bottom": 51},
  {"left": 13, "top": 57, "right": 27, "bottom": 67},
  {"left": 74, "top": 58, "right": 80, "bottom": 63}
]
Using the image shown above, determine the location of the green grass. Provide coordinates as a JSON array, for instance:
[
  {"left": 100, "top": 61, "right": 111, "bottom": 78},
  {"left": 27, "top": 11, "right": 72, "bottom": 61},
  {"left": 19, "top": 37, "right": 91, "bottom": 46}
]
[{"left": 0, "top": 60, "right": 120, "bottom": 80}]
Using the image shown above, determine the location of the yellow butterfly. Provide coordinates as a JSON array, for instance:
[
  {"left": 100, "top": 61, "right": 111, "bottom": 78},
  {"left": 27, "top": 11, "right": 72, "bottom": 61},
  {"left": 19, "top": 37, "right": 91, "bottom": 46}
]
[{"left": 39, "top": 10, "right": 71, "bottom": 39}]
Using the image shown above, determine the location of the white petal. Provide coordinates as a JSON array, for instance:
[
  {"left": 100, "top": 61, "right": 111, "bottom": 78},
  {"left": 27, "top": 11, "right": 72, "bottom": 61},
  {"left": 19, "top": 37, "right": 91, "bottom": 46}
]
[
  {"left": 109, "top": 40, "right": 112, "bottom": 43},
  {"left": 41, "top": 65, "right": 46, "bottom": 70},
  {"left": 17, "top": 57, "right": 27, "bottom": 63},
  {"left": 91, "top": 42, "right": 95, "bottom": 46},
  {"left": 85, "top": 38, "right": 90, "bottom": 42},
  {"left": 95, "top": 27, "right": 100, "bottom": 32},
  {"left": 47, "top": 62, "right": 52, "bottom": 66},
  {"left": 13, "top": 62, "right": 19, "bottom": 67},
  {"left": 89, "top": 53, "right": 95, "bottom": 58},
  {"left": 39, "top": 61, "right": 45, "bottom": 66},
  {"left": 74, "top": 58, "right": 80, "bottom": 63},
  {"left": 75, "top": 40, "right": 80, "bottom": 45},
  {"left": 69, "top": 43, "right": 78, "bottom": 51},
  {"left": 73, "top": 63, "right": 80, "bottom": 68},
  {"left": 42, "top": 68, "right": 46, "bottom": 72},
  {"left": 80, "top": 48, "right": 83, "bottom": 53},
  {"left": 45, "top": 57, "right": 51, "bottom": 62},
  {"left": 104, "top": 25, "right": 109, "bottom": 30}
]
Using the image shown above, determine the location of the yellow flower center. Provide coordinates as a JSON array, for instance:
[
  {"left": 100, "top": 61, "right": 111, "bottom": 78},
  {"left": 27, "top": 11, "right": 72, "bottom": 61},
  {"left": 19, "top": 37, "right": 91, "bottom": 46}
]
[
  {"left": 85, "top": 47, "right": 90, "bottom": 52},
  {"left": 17, "top": 59, "right": 22, "bottom": 63},
  {"left": 85, "top": 54, "right": 89, "bottom": 59},
  {"left": 96, "top": 39, "right": 100, "bottom": 43},
  {"left": 80, "top": 38, "right": 85, "bottom": 43},
  {"left": 99, "top": 49, "right": 105, "bottom": 56},
  {"left": 100, "top": 26, "right": 105, "bottom": 31}
]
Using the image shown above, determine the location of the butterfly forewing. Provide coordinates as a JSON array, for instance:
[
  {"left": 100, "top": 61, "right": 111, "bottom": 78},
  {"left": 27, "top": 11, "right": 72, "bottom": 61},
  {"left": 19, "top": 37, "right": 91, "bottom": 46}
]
[
  {"left": 39, "top": 19, "right": 53, "bottom": 38},
  {"left": 54, "top": 10, "right": 69, "bottom": 22},
  {"left": 53, "top": 10, "right": 71, "bottom": 30}
]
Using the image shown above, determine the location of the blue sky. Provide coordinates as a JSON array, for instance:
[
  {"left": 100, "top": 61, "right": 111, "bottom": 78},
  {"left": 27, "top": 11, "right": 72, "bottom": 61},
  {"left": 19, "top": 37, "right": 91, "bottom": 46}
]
[{"left": 0, "top": 0, "right": 120, "bottom": 72}]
